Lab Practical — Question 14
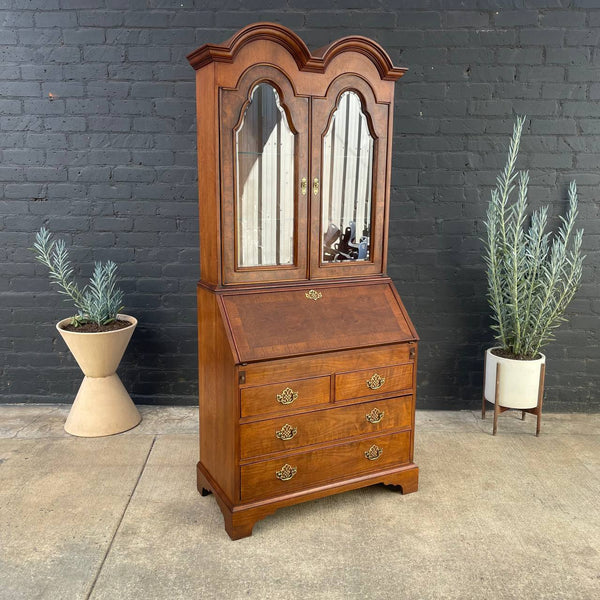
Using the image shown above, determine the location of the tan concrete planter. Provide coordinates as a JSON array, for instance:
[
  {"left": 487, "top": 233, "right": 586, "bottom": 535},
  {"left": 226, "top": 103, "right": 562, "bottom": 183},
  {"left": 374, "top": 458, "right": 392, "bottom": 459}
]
[{"left": 56, "top": 314, "right": 141, "bottom": 437}]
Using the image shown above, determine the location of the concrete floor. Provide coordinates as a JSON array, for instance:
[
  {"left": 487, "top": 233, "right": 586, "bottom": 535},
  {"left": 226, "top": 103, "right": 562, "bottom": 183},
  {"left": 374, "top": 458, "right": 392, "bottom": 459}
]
[{"left": 0, "top": 406, "right": 598, "bottom": 600}]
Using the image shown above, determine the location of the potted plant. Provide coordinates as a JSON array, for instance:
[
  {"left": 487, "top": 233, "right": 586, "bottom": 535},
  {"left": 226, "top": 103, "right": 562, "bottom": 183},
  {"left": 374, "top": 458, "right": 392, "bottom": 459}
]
[
  {"left": 482, "top": 116, "right": 585, "bottom": 434},
  {"left": 32, "top": 227, "right": 141, "bottom": 437}
]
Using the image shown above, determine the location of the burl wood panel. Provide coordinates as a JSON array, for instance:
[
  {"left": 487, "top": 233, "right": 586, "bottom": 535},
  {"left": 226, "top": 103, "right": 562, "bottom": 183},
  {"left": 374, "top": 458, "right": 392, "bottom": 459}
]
[
  {"left": 335, "top": 363, "right": 413, "bottom": 402},
  {"left": 222, "top": 281, "right": 414, "bottom": 362},
  {"left": 241, "top": 430, "right": 411, "bottom": 501},
  {"left": 240, "top": 375, "right": 330, "bottom": 418},
  {"left": 240, "top": 394, "right": 413, "bottom": 459}
]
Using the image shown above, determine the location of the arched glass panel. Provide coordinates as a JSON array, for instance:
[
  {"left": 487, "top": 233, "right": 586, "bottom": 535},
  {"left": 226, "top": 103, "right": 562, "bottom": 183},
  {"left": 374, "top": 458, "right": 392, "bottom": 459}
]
[
  {"left": 321, "top": 90, "right": 374, "bottom": 263},
  {"left": 236, "top": 83, "right": 295, "bottom": 268}
]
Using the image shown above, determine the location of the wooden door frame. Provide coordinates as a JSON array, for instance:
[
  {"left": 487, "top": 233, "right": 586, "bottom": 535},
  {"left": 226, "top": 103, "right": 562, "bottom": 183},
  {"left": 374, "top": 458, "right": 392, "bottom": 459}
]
[
  {"left": 309, "top": 73, "right": 390, "bottom": 280},
  {"left": 220, "top": 64, "right": 310, "bottom": 285}
]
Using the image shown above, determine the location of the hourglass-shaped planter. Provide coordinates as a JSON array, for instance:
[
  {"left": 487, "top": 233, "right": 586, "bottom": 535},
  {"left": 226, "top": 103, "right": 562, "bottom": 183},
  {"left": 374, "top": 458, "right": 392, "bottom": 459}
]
[{"left": 56, "top": 314, "right": 141, "bottom": 437}]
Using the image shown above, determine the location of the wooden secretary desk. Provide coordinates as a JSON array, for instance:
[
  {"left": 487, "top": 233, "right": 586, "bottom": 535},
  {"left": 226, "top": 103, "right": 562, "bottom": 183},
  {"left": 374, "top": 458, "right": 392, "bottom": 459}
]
[{"left": 187, "top": 23, "right": 419, "bottom": 540}]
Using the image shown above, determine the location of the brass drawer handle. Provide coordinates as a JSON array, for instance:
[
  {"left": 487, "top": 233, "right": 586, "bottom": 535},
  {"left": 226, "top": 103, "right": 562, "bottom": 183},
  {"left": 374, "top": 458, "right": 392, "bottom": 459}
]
[
  {"left": 300, "top": 177, "right": 307, "bottom": 196},
  {"left": 275, "top": 424, "right": 297, "bottom": 441},
  {"left": 276, "top": 463, "right": 297, "bottom": 481},
  {"left": 276, "top": 387, "right": 298, "bottom": 405},
  {"left": 305, "top": 289, "right": 322, "bottom": 301},
  {"left": 366, "top": 373, "right": 385, "bottom": 390},
  {"left": 364, "top": 445, "right": 383, "bottom": 461},
  {"left": 366, "top": 408, "right": 385, "bottom": 424},
  {"left": 313, "top": 177, "right": 319, "bottom": 196}
]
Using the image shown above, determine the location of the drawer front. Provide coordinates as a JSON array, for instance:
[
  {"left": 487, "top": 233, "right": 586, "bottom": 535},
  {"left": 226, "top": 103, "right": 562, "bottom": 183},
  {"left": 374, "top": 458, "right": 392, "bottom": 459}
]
[
  {"left": 242, "top": 343, "right": 412, "bottom": 387},
  {"left": 240, "top": 376, "right": 330, "bottom": 418},
  {"left": 240, "top": 395, "right": 412, "bottom": 460},
  {"left": 241, "top": 431, "right": 411, "bottom": 502},
  {"left": 335, "top": 363, "right": 413, "bottom": 402}
]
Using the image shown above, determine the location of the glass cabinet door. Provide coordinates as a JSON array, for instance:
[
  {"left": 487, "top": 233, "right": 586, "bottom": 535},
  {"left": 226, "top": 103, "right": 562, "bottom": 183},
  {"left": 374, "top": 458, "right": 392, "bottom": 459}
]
[
  {"left": 310, "top": 76, "right": 389, "bottom": 279},
  {"left": 220, "top": 67, "right": 309, "bottom": 284},
  {"left": 321, "top": 90, "right": 374, "bottom": 263},
  {"left": 236, "top": 83, "right": 295, "bottom": 268}
]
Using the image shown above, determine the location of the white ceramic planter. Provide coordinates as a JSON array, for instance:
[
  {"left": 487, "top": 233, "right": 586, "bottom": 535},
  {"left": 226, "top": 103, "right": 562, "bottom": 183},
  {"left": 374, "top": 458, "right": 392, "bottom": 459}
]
[
  {"left": 484, "top": 347, "right": 545, "bottom": 409},
  {"left": 56, "top": 314, "right": 141, "bottom": 437}
]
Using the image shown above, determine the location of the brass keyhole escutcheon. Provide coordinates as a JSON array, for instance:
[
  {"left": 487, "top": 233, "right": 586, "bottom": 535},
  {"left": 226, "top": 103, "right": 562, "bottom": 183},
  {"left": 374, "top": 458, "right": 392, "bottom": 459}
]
[
  {"left": 276, "top": 387, "right": 298, "bottom": 405},
  {"left": 366, "top": 373, "right": 385, "bottom": 390},
  {"left": 275, "top": 424, "right": 297, "bottom": 441},
  {"left": 300, "top": 177, "right": 307, "bottom": 196},
  {"left": 305, "top": 289, "right": 322, "bottom": 301},
  {"left": 365, "top": 408, "right": 385, "bottom": 424},
  {"left": 313, "top": 177, "right": 319, "bottom": 196},
  {"left": 276, "top": 463, "right": 297, "bottom": 481},
  {"left": 364, "top": 445, "right": 383, "bottom": 461}
]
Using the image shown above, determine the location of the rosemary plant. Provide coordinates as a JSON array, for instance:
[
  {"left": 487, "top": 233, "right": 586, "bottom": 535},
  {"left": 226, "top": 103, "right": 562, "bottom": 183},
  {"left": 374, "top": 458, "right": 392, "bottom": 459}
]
[
  {"left": 32, "top": 227, "right": 125, "bottom": 327},
  {"left": 483, "top": 117, "right": 585, "bottom": 359}
]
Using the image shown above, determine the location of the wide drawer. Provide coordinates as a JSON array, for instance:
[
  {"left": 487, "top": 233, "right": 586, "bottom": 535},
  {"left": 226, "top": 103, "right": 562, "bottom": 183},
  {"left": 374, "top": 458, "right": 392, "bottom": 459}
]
[
  {"left": 240, "top": 395, "right": 412, "bottom": 460},
  {"left": 240, "top": 376, "right": 330, "bottom": 418},
  {"left": 242, "top": 343, "right": 414, "bottom": 387},
  {"left": 335, "top": 363, "right": 413, "bottom": 402},
  {"left": 240, "top": 430, "right": 411, "bottom": 502}
]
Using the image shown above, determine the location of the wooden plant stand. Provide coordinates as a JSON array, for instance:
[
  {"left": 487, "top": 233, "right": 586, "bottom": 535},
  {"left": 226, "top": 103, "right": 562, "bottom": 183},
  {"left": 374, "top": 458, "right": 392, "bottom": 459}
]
[{"left": 482, "top": 360, "right": 546, "bottom": 437}]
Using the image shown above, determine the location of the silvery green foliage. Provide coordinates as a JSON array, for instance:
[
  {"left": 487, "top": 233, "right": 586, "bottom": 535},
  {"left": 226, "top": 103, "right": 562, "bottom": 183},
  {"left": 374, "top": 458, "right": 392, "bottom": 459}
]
[
  {"left": 32, "top": 227, "right": 125, "bottom": 326},
  {"left": 483, "top": 117, "right": 585, "bottom": 358}
]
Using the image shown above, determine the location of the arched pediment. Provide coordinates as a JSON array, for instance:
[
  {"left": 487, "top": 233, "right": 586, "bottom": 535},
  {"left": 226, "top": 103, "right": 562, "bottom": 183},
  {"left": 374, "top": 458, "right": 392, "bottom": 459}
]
[{"left": 187, "top": 22, "right": 406, "bottom": 81}]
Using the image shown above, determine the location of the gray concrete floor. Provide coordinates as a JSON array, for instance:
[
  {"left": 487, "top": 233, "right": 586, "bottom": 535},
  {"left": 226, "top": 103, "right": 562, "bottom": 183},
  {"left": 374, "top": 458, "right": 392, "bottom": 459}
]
[{"left": 0, "top": 406, "right": 599, "bottom": 600}]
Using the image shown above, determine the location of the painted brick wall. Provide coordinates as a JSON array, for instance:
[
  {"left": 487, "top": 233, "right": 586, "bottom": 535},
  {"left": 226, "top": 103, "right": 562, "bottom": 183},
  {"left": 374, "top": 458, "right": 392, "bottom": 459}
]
[{"left": 1, "top": 0, "right": 598, "bottom": 410}]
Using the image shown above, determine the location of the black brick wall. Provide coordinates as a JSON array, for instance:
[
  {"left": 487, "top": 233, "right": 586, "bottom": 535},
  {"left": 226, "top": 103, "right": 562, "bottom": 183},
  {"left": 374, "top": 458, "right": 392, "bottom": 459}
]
[{"left": 1, "top": 0, "right": 598, "bottom": 411}]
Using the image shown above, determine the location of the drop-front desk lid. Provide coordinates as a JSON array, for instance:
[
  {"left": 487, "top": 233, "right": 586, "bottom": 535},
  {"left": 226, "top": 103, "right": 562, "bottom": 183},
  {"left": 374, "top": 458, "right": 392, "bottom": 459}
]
[{"left": 219, "top": 280, "right": 418, "bottom": 364}]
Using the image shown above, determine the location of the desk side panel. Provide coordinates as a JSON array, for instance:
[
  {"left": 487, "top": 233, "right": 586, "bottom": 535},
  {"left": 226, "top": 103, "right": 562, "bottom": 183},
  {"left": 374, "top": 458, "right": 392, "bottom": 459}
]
[{"left": 198, "top": 284, "right": 237, "bottom": 502}]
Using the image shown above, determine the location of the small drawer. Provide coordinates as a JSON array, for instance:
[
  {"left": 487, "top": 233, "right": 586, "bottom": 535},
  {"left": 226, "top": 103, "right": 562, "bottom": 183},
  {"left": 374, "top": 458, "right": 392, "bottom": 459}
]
[
  {"left": 240, "top": 395, "right": 413, "bottom": 460},
  {"left": 240, "top": 376, "right": 330, "bottom": 418},
  {"left": 335, "top": 363, "right": 413, "bottom": 402},
  {"left": 241, "top": 430, "right": 411, "bottom": 502}
]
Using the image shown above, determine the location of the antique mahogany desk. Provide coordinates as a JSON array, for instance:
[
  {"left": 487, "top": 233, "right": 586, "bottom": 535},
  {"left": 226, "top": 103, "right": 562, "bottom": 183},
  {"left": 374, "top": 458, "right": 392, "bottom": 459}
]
[{"left": 187, "top": 23, "right": 419, "bottom": 540}]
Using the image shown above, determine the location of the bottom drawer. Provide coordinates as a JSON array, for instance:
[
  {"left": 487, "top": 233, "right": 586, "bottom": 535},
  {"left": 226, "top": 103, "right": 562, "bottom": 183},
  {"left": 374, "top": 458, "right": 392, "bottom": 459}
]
[{"left": 241, "top": 430, "right": 411, "bottom": 502}]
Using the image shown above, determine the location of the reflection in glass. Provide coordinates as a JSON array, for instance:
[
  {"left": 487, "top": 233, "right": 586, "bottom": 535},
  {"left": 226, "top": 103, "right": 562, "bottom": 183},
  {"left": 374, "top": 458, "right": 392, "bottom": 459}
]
[
  {"left": 236, "top": 83, "right": 295, "bottom": 268},
  {"left": 321, "top": 91, "right": 374, "bottom": 263}
]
